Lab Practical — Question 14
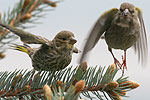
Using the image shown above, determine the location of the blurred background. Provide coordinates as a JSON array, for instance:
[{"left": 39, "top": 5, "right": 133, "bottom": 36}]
[{"left": 0, "top": 0, "right": 149, "bottom": 99}]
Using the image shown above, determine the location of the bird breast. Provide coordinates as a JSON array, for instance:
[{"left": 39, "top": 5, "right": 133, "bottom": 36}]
[
  {"left": 104, "top": 17, "right": 140, "bottom": 50},
  {"left": 32, "top": 47, "right": 72, "bottom": 71}
]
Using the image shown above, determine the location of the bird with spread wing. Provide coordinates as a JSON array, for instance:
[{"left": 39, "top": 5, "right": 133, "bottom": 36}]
[
  {"left": 80, "top": 2, "right": 148, "bottom": 73},
  {"left": 0, "top": 23, "right": 80, "bottom": 71}
]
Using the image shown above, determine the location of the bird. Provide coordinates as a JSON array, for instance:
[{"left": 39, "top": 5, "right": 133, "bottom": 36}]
[
  {"left": 0, "top": 23, "right": 80, "bottom": 71},
  {"left": 80, "top": 2, "right": 148, "bottom": 72}
]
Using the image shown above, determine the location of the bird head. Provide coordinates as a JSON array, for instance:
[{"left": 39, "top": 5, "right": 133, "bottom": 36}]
[
  {"left": 118, "top": 2, "right": 137, "bottom": 22},
  {"left": 53, "top": 31, "right": 77, "bottom": 50}
]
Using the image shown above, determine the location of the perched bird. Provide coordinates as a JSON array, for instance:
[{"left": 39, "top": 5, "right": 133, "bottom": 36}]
[
  {"left": 0, "top": 23, "right": 80, "bottom": 71},
  {"left": 80, "top": 2, "right": 148, "bottom": 72}
]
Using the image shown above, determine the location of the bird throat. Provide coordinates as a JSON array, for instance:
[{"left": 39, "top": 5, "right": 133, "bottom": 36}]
[
  {"left": 116, "top": 22, "right": 130, "bottom": 28},
  {"left": 114, "top": 16, "right": 132, "bottom": 28}
]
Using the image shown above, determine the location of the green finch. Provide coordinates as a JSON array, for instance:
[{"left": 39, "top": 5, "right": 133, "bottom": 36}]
[
  {"left": 80, "top": 2, "right": 148, "bottom": 72},
  {"left": 0, "top": 23, "right": 80, "bottom": 71}
]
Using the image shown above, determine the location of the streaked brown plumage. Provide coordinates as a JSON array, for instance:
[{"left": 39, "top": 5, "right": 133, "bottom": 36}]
[
  {"left": 0, "top": 23, "right": 80, "bottom": 71},
  {"left": 80, "top": 2, "right": 148, "bottom": 72}
]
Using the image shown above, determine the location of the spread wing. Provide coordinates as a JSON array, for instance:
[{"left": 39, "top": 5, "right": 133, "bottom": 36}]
[
  {"left": 80, "top": 8, "right": 118, "bottom": 63},
  {"left": 133, "top": 7, "right": 148, "bottom": 65},
  {"left": 0, "top": 23, "right": 49, "bottom": 44}
]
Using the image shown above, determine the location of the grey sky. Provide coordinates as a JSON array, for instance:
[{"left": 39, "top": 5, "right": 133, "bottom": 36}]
[{"left": 0, "top": 0, "right": 150, "bottom": 100}]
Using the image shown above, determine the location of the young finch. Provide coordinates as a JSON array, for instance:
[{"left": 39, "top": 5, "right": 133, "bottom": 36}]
[
  {"left": 80, "top": 2, "right": 148, "bottom": 72},
  {"left": 0, "top": 23, "right": 80, "bottom": 71}
]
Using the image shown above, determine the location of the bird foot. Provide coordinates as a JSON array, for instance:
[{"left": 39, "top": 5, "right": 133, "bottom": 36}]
[
  {"left": 114, "top": 58, "right": 122, "bottom": 69},
  {"left": 121, "top": 61, "right": 127, "bottom": 69},
  {"left": 121, "top": 56, "right": 127, "bottom": 74}
]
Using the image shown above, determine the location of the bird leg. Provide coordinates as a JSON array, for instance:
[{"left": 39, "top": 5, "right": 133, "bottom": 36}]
[
  {"left": 121, "top": 50, "right": 127, "bottom": 73},
  {"left": 108, "top": 48, "right": 122, "bottom": 69}
]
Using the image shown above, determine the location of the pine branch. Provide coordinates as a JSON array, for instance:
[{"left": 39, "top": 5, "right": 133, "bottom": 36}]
[
  {"left": 0, "top": 63, "right": 139, "bottom": 100},
  {"left": 0, "top": 1, "right": 140, "bottom": 100},
  {"left": 0, "top": 0, "right": 60, "bottom": 59}
]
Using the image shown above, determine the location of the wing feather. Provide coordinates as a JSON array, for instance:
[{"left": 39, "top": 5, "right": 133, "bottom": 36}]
[
  {"left": 133, "top": 7, "right": 148, "bottom": 65},
  {"left": 0, "top": 23, "right": 49, "bottom": 44},
  {"left": 80, "top": 8, "right": 118, "bottom": 63}
]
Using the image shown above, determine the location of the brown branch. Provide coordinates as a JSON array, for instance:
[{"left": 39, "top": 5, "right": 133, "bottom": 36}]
[
  {"left": 0, "top": 81, "right": 119, "bottom": 97},
  {"left": 0, "top": 64, "right": 140, "bottom": 99}
]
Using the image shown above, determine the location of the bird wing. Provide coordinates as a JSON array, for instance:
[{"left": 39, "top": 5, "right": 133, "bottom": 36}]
[
  {"left": 80, "top": 8, "right": 118, "bottom": 63},
  {"left": 133, "top": 7, "right": 148, "bottom": 65},
  {"left": 0, "top": 23, "right": 49, "bottom": 44}
]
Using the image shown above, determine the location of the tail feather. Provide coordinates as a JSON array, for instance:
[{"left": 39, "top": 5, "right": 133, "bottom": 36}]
[{"left": 11, "top": 44, "right": 30, "bottom": 54}]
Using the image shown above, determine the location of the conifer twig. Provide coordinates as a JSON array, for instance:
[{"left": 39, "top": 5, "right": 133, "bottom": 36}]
[{"left": 0, "top": 64, "right": 140, "bottom": 100}]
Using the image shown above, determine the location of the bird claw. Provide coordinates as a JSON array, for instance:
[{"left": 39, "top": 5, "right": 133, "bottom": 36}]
[
  {"left": 121, "top": 56, "right": 127, "bottom": 74},
  {"left": 114, "top": 58, "right": 122, "bottom": 69},
  {"left": 121, "top": 60, "right": 127, "bottom": 69},
  {"left": 114, "top": 57, "right": 127, "bottom": 75}
]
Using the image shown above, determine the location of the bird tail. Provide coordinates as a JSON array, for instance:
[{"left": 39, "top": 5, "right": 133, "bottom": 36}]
[{"left": 11, "top": 44, "right": 31, "bottom": 54}]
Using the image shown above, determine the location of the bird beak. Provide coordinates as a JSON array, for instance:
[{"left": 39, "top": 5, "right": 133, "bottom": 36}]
[
  {"left": 73, "top": 47, "right": 81, "bottom": 53},
  {"left": 123, "top": 9, "right": 129, "bottom": 16},
  {"left": 70, "top": 37, "right": 77, "bottom": 44}
]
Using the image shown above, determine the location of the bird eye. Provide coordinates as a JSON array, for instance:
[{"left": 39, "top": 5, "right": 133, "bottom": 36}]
[
  {"left": 120, "top": 8, "right": 124, "bottom": 12},
  {"left": 62, "top": 38, "right": 67, "bottom": 40}
]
